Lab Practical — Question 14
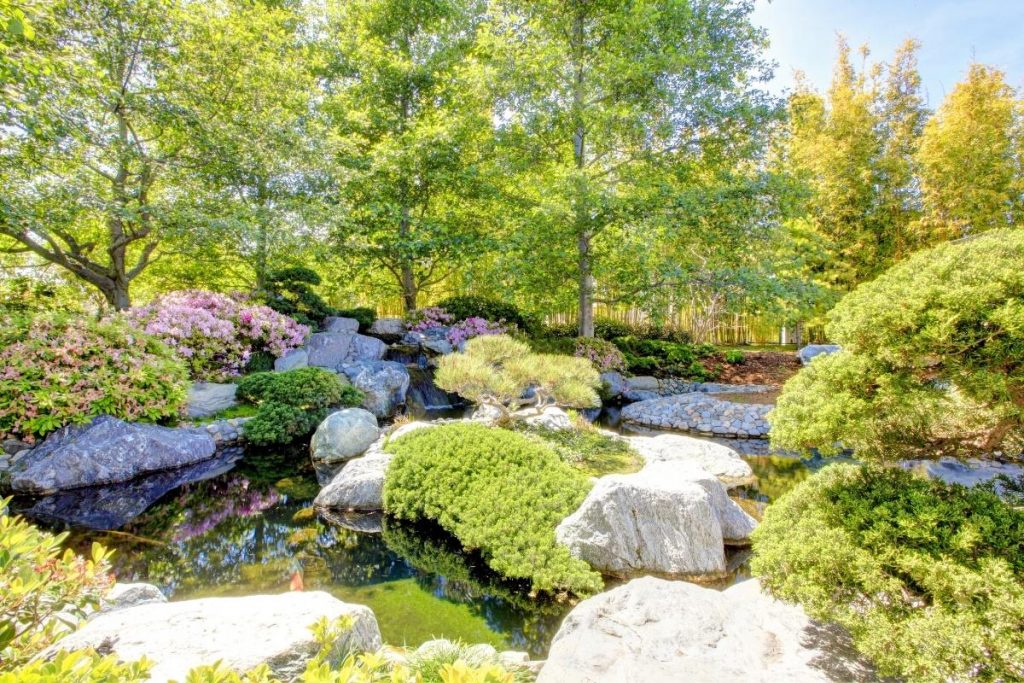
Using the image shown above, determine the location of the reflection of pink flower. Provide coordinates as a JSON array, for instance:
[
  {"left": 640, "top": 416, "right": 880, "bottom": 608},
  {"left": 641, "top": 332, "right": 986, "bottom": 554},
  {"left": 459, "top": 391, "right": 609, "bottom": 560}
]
[{"left": 172, "top": 476, "right": 281, "bottom": 542}]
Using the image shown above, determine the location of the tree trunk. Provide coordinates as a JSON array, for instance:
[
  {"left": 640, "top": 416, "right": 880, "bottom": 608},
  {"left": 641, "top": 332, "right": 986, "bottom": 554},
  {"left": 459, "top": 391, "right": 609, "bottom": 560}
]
[
  {"left": 571, "top": 8, "right": 592, "bottom": 338},
  {"left": 401, "top": 263, "right": 418, "bottom": 312},
  {"left": 578, "top": 230, "right": 594, "bottom": 338},
  {"left": 795, "top": 320, "right": 805, "bottom": 348}
]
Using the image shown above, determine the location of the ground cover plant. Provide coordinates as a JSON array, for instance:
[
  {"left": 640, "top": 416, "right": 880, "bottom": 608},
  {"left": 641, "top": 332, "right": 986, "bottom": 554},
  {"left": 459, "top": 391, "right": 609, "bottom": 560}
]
[
  {"left": 383, "top": 422, "right": 602, "bottom": 596},
  {"left": 0, "top": 312, "right": 189, "bottom": 442},
  {"left": 751, "top": 464, "right": 1024, "bottom": 682},
  {"left": 513, "top": 417, "right": 642, "bottom": 478},
  {"left": 611, "top": 336, "right": 717, "bottom": 380}
]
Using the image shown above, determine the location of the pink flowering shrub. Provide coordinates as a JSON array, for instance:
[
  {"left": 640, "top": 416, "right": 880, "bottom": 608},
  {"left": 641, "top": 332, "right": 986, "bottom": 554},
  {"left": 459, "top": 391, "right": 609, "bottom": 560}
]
[
  {"left": 447, "top": 316, "right": 510, "bottom": 346},
  {"left": 574, "top": 337, "right": 627, "bottom": 373},
  {"left": 406, "top": 306, "right": 455, "bottom": 332},
  {"left": 125, "top": 290, "right": 309, "bottom": 380},
  {"left": 0, "top": 312, "right": 189, "bottom": 443}
]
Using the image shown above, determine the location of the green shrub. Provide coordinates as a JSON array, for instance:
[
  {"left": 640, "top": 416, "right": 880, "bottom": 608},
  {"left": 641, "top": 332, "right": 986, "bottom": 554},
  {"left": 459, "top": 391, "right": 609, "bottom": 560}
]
[
  {"left": 261, "top": 266, "right": 334, "bottom": 330},
  {"left": 723, "top": 349, "right": 745, "bottom": 364},
  {"left": 236, "top": 368, "right": 363, "bottom": 446},
  {"left": 611, "top": 336, "right": 715, "bottom": 380},
  {"left": 435, "top": 296, "right": 536, "bottom": 333},
  {"left": 435, "top": 335, "right": 600, "bottom": 418},
  {"left": 0, "top": 312, "right": 188, "bottom": 443},
  {"left": 771, "top": 229, "right": 1024, "bottom": 459},
  {"left": 334, "top": 306, "right": 376, "bottom": 332},
  {"left": 541, "top": 318, "right": 692, "bottom": 343},
  {"left": 383, "top": 423, "right": 602, "bottom": 595},
  {"left": 751, "top": 464, "right": 1024, "bottom": 682}
]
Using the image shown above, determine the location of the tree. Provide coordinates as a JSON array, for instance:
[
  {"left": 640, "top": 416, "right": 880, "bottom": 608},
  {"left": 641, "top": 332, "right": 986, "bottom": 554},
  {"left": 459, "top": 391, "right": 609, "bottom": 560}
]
[
  {"left": 914, "top": 64, "right": 1024, "bottom": 244},
  {"left": 320, "top": 0, "right": 497, "bottom": 312},
  {"left": 770, "top": 229, "right": 1024, "bottom": 460},
  {"left": 487, "top": 0, "right": 773, "bottom": 337}
]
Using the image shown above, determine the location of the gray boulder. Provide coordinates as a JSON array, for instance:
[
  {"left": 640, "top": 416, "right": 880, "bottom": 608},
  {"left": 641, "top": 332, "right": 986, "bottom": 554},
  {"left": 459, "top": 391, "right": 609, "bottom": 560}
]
[
  {"left": 99, "top": 583, "right": 166, "bottom": 614},
  {"left": 367, "top": 317, "right": 406, "bottom": 342},
  {"left": 628, "top": 434, "right": 755, "bottom": 488},
  {"left": 600, "top": 372, "right": 628, "bottom": 400},
  {"left": 324, "top": 316, "right": 360, "bottom": 334},
  {"left": 798, "top": 344, "right": 841, "bottom": 366},
  {"left": 538, "top": 577, "right": 878, "bottom": 683},
  {"left": 10, "top": 416, "right": 217, "bottom": 494},
  {"left": 314, "top": 452, "right": 392, "bottom": 511},
  {"left": 306, "top": 332, "right": 386, "bottom": 370},
  {"left": 274, "top": 348, "right": 308, "bottom": 372},
  {"left": 402, "top": 327, "right": 453, "bottom": 355},
  {"left": 340, "top": 361, "right": 411, "bottom": 418},
  {"left": 522, "top": 405, "right": 574, "bottom": 431},
  {"left": 555, "top": 461, "right": 756, "bottom": 578},
  {"left": 310, "top": 409, "right": 379, "bottom": 464},
  {"left": 46, "top": 592, "right": 381, "bottom": 682},
  {"left": 186, "top": 382, "right": 238, "bottom": 419}
]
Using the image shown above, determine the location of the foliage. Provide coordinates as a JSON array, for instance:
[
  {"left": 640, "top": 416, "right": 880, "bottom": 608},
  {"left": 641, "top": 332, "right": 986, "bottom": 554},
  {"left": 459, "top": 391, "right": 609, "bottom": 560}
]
[
  {"left": 542, "top": 318, "right": 692, "bottom": 344},
  {"left": 751, "top": 464, "right": 1024, "bottom": 682},
  {"left": 770, "top": 229, "right": 1024, "bottom": 459},
  {"left": 435, "top": 296, "right": 536, "bottom": 334},
  {"left": 406, "top": 307, "right": 456, "bottom": 332},
  {"left": 126, "top": 290, "right": 309, "bottom": 381},
  {"left": 261, "top": 268, "right": 334, "bottom": 330},
  {"left": 447, "top": 317, "right": 510, "bottom": 347},
  {"left": 0, "top": 499, "right": 116, "bottom": 667},
  {"left": 0, "top": 649, "right": 152, "bottom": 683},
  {"left": 383, "top": 423, "right": 602, "bottom": 595},
  {"left": 573, "top": 338, "right": 627, "bottom": 374},
  {"left": 611, "top": 336, "right": 716, "bottom": 380},
  {"left": 0, "top": 312, "right": 188, "bottom": 443},
  {"left": 435, "top": 335, "right": 600, "bottom": 417},
  {"left": 723, "top": 350, "right": 745, "bottom": 365},
  {"left": 513, "top": 419, "right": 642, "bottom": 478},
  {"left": 334, "top": 308, "right": 376, "bottom": 332},
  {"left": 236, "top": 368, "right": 362, "bottom": 446}
]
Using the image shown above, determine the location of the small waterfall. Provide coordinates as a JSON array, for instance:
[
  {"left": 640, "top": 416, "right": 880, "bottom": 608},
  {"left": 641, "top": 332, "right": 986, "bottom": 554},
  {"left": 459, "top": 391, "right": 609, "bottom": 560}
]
[{"left": 405, "top": 366, "right": 468, "bottom": 418}]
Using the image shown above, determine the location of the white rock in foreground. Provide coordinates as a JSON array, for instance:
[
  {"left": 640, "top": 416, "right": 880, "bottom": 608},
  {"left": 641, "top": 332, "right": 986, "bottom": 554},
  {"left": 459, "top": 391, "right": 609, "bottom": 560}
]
[
  {"left": 556, "top": 461, "right": 756, "bottom": 578},
  {"left": 628, "top": 433, "right": 755, "bottom": 488},
  {"left": 46, "top": 592, "right": 381, "bottom": 682},
  {"left": 538, "top": 577, "right": 878, "bottom": 683}
]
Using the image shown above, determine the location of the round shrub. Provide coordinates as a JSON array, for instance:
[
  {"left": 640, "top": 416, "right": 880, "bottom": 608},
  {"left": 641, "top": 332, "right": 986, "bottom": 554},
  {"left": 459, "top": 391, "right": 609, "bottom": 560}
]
[
  {"left": 573, "top": 337, "right": 627, "bottom": 373},
  {"left": 436, "top": 295, "right": 536, "bottom": 332},
  {"left": 236, "top": 367, "right": 363, "bottom": 446},
  {"left": 261, "top": 266, "right": 334, "bottom": 329},
  {"left": 771, "top": 229, "right": 1024, "bottom": 459},
  {"left": 0, "top": 312, "right": 188, "bottom": 443},
  {"left": 125, "top": 290, "right": 309, "bottom": 381},
  {"left": 751, "top": 464, "right": 1024, "bottom": 682},
  {"left": 724, "top": 349, "right": 745, "bottom": 364},
  {"left": 383, "top": 422, "right": 602, "bottom": 596}
]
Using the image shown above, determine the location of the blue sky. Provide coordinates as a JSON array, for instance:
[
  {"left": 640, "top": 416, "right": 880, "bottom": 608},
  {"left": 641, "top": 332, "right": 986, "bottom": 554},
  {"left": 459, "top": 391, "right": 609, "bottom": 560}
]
[{"left": 751, "top": 0, "right": 1024, "bottom": 105}]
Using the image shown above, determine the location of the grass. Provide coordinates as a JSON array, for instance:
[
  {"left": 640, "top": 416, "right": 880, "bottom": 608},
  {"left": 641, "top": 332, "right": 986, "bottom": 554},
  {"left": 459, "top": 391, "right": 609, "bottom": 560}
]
[
  {"left": 514, "top": 417, "right": 642, "bottom": 478},
  {"left": 192, "top": 402, "right": 259, "bottom": 424}
]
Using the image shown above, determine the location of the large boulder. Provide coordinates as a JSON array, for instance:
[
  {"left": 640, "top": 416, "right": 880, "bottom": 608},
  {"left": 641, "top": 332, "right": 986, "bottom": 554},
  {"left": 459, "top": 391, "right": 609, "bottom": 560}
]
[
  {"left": 339, "top": 361, "right": 411, "bottom": 418},
  {"left": 555, "top": 461, "right": 756, "bottom": 578},
  {"left": 306, "top": 332, "right": 386, "bottom": 370},
  {"left": 537, "top": 577, "right": 878, "bottom": 683},
  {"left": 10, "top": 416, "right": 217, "bottom": 495},
  {"left": 623, "top": 375, "right": 661, "bottom": 402},
  {"left": 368, "top": 317, "right": 407, "bottom": 342},
  {"left": 798, "top": 344, "right": 841, "bottom": 366},
  {"left": 323, "top": 316, "right": 360, "bottom": 334},
  {"left": 46, "top": 592, "right": 382, "bottom": 682},
  {"left": 99, "top": 582, "right": 166, "bottom": 614},
  {"left": 402, "top": 327, "right": 453, "bottom": 355},
  {"left": 628, "top": 434, "right": 755, "bottom": 488},
  {"left": 274, "top": 348, "right": 308, "bottom": 372},
  {"left": 314, "top": 452, "right": 392, "bottom": 511},
  {"left": 599, "top": 372, "right": 628, "bottom": 400},
  {"left": 186, "top": 382, "right": 238, "bottom": 419},
  {"left": 310, "top": 409, "right": 379, "bottom": 464}
]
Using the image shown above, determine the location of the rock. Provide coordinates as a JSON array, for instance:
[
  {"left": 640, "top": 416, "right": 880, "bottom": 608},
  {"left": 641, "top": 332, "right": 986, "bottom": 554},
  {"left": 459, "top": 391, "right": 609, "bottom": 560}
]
[
  {"left": 555, "top": 461, "right": 756, "bottom": 578},
  {"left": 319, "top": 509, "right": 384, "bottom": 534},
  {"left": 46, "top": 592, "right": 381, "bottom": 682},
  {"left": 339, "top": 361, "right": 411, "bottom": 418},
  {"left": 538, "top": 576, "right": 878, "bottom": 683},
  {"left": 306, "top": 332, "right": 387, "bottom": 370},
  {"left": 2, "top": 438, "right": 30, "bottom": 456},
  {"left": 621, "top": 393, "right": 771, "bottom": 438},
  {"left": 600, "top": 372, "right": 628, "bottom": 399},
  {"left": 314, "top": 452, "right": 392, "bottom": 511},
  {"left": 324, "top": 316, "right": 360, "bottom": 334},
  {"left": 387, "top": 421, "right": 435, "bottom": 442},
  {"left": 274, "top": 348, "right": 308, "bottom": 372},
  {"left": 402, "top": 327, "right": 453, "bottom": 355},
  {"left": 798, "top": 344, "right": 841, "bottom": 366},
  {"left": 100, "top": 583, "right": 166, "bottom": 613},
  {"left": 185, "top": 382, "right": 238, "bottom": 419},
  {"left": 10, "top": 417, "right": 217, "bottom": 495},
  {"left": 625, "top": 375, "right": 658, "bottom": 391},
  {"left": 628, "top": 434, "right": 755, "bottom": 488},
  {"left": 310, "top": 409, "right": 380, "bottom": 464},
  {"left": 522, "top": 405, "right": 574, "bottom": 431},
  {"left": 471, "top": 403, "right": 505, "bottom": 424},
  {"left": 368, "top": 317, "right": 407, "bottom": 342}
]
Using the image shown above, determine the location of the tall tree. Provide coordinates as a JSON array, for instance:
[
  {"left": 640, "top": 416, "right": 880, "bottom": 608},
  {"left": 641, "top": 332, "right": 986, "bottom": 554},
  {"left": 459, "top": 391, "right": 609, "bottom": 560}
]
[
  {"left": 321, "top": 0, "right": 496, "bottom": 312},
  {"left": 914, "top": 64, "right": 1023, "bottom": 244},
  {"left": 488, "top": 0, "right": 773, "bottom": 337}
]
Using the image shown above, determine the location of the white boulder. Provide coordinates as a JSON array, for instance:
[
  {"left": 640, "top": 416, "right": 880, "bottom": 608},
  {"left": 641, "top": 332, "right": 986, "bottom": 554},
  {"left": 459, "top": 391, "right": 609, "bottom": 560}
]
[
  {"left": 46, "top": 591, "right": 381, "bottom": 682},
  {"left": 628, "top": 433, "right": 755, "bottom": 488}
]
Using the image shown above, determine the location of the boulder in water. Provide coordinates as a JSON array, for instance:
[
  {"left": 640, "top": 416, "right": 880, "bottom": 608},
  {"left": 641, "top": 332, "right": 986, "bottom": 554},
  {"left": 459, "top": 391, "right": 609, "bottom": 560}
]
[
  {"left": 628, "top": 433, "right": 755, "bottom": 488},
  {"left": 310, "top": 409, "right": 380, "bottom": 464},
  {"left": 314, "top": 451, "right": 392, "bottom": 511}
]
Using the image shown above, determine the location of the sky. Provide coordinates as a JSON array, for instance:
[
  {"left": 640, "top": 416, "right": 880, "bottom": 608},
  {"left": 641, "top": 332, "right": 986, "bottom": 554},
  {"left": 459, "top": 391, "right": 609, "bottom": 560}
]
[{"left": 751, "top": 0, "right": 1024, "bottom": 105}]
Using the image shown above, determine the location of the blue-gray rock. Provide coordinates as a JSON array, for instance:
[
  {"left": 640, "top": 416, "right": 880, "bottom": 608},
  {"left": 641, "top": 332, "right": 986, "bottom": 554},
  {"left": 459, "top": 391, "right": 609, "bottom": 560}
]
[
  {"left": 274, "top": 348, "right": 308, "bottom": 372},
  {"left": 9, "top": 417, "right": 218, "bottom": 495},
  {"left": 600, "top": 372, "right": 628, "bottom": 400},
  {"left": 798, "top": 344, "right": 841, "bottom": 366},
  {"left": 310, "top": 408, "right": 379, "bottom": 464},
  {"left": 367, "top": 317, "right": 406, "bottom": 342},
  {"left": 323, "top": 316, "right": 360, "bottom": 334},
  {"left": 401, "top": 327, "right": 453, "bottom": 355},
  {"left": 306, "top": 332, "right": 386, "bottom": 370},
  {"left": 186, "top": 382, "right": 238, "bottom": 419},
  {"left": 339, "top": 361, "right": 411, "bottom": 418}
]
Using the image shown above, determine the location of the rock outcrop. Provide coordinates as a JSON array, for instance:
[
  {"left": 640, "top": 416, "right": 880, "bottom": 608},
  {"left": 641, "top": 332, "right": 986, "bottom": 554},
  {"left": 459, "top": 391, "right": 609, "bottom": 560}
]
[
  {"left": 46, "top": 592, "right": 381, "bottom": 682},
  {"left": 367, "top": 317, "right": 406, "bottom": 343},
  {"left": 306, "top": 331, "right": 387, "bottom": 370},
  {"left": 339, "top": 361, "right": 411, "bottom": 418},
  {"left": 10, "top": 416, "right": 217, "bottom": 494},
  {"left": 186, "top": 382, "right": 238, "bottom": 419},
  {"left": 628, "top": 433, "right": 755, "bottom": 488},
  {"left": 537, "top": 577, "right": 878, "bottom": 683},
  {"left": 555, "top": 461, "right": 756, "bottom": 578},
  {"left": 310, "top": 409, "right": 380, "bottom": 464},
  {"left": 274, "top": 348, "right": 309, "bottom": 372}
]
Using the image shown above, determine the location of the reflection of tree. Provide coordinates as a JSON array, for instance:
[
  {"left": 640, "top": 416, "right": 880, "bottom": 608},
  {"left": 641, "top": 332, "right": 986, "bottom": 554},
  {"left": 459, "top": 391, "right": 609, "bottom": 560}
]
[{"left": 738, "top": 456, "right": 813, "bottom": 503}]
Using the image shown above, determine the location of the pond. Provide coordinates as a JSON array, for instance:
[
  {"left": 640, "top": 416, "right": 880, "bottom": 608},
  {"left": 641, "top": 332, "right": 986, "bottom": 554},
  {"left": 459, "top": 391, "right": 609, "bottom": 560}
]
[{"left": 13, "top": 434, "right": 820, "bottom": 657}]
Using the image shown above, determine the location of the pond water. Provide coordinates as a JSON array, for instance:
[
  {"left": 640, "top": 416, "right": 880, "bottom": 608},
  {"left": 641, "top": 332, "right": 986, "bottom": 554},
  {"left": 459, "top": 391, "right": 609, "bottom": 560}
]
[{"left": 14, "top": 432, "right": 821, "bottom": 657}]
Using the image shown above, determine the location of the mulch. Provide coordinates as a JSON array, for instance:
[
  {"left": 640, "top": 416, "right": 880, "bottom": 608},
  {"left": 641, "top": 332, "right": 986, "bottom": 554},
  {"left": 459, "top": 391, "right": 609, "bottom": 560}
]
[{"left": 703, "top": 351, "right": 801, "bottom": 387}]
